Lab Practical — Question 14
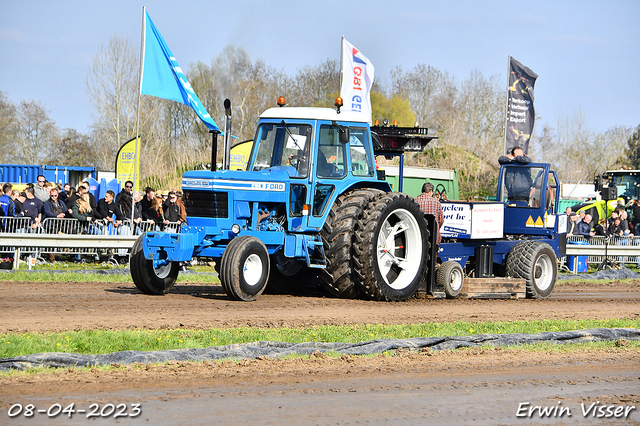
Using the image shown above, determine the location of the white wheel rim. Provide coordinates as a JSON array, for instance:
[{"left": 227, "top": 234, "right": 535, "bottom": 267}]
[
  {"left": 450, "top": 267, "right": 464, "bottom": 291},
  {"left": 376, "top": 208, "right": 422, "bottom": 290},
  {"left": 243, "top": 254, "right": 263, "bottom": 287},
  {"left": 154, "top": 262, "right": 171, "bottom": 279},
  {"left": 534, "top": 254, "right": 553, "bottom": 291}
]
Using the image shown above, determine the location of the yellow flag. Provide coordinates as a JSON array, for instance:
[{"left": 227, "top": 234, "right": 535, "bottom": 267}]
[
  {"left": 229, "top": 140, "right": 253, "bottom": 171},
  {"left": 115, "top": 137, "right": 139, "bottom": 189}
]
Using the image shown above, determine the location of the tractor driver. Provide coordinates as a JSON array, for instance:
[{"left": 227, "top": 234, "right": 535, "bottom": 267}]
[{"left": 499, "top": 146, "right": 533, "bottom": 201}]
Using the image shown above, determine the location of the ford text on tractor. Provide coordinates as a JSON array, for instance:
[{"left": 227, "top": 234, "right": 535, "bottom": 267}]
[{"left": 130, "top": 98, "right": 436, "bottom": 301}]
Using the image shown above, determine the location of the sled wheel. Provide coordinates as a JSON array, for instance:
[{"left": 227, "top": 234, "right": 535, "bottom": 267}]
[
  {"left": 437, "top": 260, "right": 464, "bottom": 298},
  {"left": 506, "top": 240, "right": 557, "bottom": 299},
  {"left": 130, "top": 234, "right": 179, "bottom": 295}
]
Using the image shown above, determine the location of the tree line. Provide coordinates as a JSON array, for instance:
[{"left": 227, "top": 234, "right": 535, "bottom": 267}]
[{"left": 0, "top": 35, "right": 637, "bottom": 195}]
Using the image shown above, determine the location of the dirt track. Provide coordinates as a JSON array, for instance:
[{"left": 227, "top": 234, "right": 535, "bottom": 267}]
[
  {"left": 0, "top": 278, "right": 639, "bottom": 424},
  {"left": 1, "top": 279, "right": 639, "bottom": 333}
]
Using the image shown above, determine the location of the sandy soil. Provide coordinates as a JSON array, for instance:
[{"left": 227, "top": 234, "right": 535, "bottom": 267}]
[
  {"left": 0, "top": 279, "right": 639, "bottom": 333},
  {"left": 0, "top": 278, "right": 639, "bottom": 424}
]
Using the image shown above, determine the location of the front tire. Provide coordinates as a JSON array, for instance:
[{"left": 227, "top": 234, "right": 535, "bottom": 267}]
[
  {"left": 437, "top": 260, "right": 464, "bottom": 298},
  {"left": 220, "top": 236, "right": 270, "bottom": 301},
  {"left": 130, "top": 235, "right": 179, "bottom": 295},
  {"left": 506, "top": 241, "right": 557, "bottom": 299},
  {"left": 354, "top": 193, "right": 430, "bottom": 301}
]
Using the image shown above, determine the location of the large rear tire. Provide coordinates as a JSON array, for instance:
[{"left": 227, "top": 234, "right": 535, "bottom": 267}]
[
  {"left": 319, "top": 188, "right": 384, "bottom": 298},
  {"left": 354, "top": 193, "right": 430, "bottom": 301},
  {"left": 220, "top": 236, "right": 270, "bottom": 302},
  {"left": 130, "top": 234, "right": 179, "bottom": 295},
  {"left": 506, "top": 240, "right": 557, "bottom": 299}
]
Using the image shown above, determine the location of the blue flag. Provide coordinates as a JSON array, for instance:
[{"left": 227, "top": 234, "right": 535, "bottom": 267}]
[{"left": 140, "top": 10, "right": 220, "bottom": 132}]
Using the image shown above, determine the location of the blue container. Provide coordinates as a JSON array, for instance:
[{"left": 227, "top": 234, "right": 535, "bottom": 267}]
[{"left": 567, "top": 255, "right": 588, "bottom": 273}]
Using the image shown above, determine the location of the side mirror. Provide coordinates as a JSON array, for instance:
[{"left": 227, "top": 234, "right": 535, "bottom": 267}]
[{"left": 338, "top": 126, "right": 350, "bottom": 144}]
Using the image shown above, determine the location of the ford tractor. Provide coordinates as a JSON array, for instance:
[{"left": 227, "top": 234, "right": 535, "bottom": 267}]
[{"left": 131, "top": 98, "right": 436, "bottom": 301}]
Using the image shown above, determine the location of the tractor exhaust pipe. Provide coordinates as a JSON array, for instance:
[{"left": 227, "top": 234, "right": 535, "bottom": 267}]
[
  {"left": 222, "top": 99, "right": 232, "bottom": 170},
  {"left": 209, "top": 130, "right": 219, "bottom": 172}
]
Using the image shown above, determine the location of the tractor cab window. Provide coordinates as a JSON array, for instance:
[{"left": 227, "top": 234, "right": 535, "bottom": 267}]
[
  {"left": 251, "top": 123, "right": 312, "bottom": 178},
  {"left": 527, "top": 168, "right": 549, "bottom": 208},
  {"left": 610, "top": 173, "right": 640, "bottom": 200},
  {"left": 349, "top": 128, "right": 374, "bottom": 177},
  {"left": 500, "top": 165, "right": 539, "bottom": 206},
  {"left": 316, "top": 125, "right": 346, "bottom": 178}
]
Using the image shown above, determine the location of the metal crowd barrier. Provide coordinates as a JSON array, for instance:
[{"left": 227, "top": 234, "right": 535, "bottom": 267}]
[
  {"left": 565, "top": 234, "right": 640, "bottom": 269},
  {"left": 0, "top": 216, "right": 182, "bottom": 266}
]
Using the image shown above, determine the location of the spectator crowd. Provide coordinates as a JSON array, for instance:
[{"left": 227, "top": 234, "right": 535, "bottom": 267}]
[
  {"left": 566, "top": 201, "right": 638, "bottom": 239},
  {"left": 0, "top": 176, "right": 187, "bottom": 234}
]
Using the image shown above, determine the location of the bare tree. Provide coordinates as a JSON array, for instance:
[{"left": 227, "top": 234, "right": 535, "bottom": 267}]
[
  {"left": 454, "top": 70, "right": 505, "bottom": 161},
  {"left": 85, "top": 35, "right": 138, "bottom": 168},
  {"left": 291, "top": 59, "right": 340, "bottom": 107},
  {"left": 12, "top": 99, "right": 59, "bottom": 164},
  {"left": 46, "top": 128, "right": 95, "bottom": 167},
  {"left": 389, "top": 64, "right": 458, "bottom": 135},
  {"left": 0, "top": 91, "right": 16, "bottom": 162}
]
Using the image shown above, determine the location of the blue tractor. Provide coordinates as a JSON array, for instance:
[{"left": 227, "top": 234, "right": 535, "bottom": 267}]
[
  {"left": 130, "top": 98, "right": 566, "bottom": 301},
  {"left": 130, "top": 99, "right": 436, "bottom": 301}
]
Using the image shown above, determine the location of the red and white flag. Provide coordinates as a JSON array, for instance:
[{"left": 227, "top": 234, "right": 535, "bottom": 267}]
[{"left": 340, "top": 37, "right": 375, "bottom": 122}]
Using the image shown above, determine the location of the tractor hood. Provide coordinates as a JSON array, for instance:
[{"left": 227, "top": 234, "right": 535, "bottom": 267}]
[{"left": 182, "top": 168, "right": 293, "bottom": 192}]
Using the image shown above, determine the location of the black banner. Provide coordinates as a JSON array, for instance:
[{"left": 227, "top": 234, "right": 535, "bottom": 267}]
[{"left": 505, "top": 57, "right": 538, "bottom": 155}]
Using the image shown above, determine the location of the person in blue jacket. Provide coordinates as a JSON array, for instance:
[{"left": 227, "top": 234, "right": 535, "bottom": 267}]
[{"left": 499, "top": 146, "right": 533, "bottom": 201}]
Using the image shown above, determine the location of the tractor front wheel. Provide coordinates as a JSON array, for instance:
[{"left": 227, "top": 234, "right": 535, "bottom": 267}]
[
  {"left": 220, "top": 236, "right": 270, "bottom": 301},
  {"left": 130, "top": 235, "right": 179, "bottom": 295}
]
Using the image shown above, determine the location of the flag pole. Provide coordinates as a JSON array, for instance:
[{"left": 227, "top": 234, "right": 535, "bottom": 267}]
[
  {"left": 339, "top": 36, "right": 344, "bottom": 93},
  {"left": 502, "top": 55, "right": 511, "bottom": 156},
  {"left": 131, "top": 6, "right": 146, "bottom": 227}
]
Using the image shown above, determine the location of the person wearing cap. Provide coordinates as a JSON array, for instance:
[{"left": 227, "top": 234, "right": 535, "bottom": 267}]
[{"left": 567, "top": 212, "right": 579, "bottom": 236}]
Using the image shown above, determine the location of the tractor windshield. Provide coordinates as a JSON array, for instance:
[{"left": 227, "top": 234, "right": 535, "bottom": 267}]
[
  {"left": 251, "top": 123, "right": 312, "bottom": 178},
  {"left": 609, "top": 172, "right": 640, "bottom": 201}
]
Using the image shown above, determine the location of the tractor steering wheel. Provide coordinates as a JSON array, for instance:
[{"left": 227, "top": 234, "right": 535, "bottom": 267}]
[{"left": 288, "top": 155, "right": 305, "bottom": 169}]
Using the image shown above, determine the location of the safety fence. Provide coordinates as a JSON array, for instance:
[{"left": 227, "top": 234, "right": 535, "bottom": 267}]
[
  {"left": 564, "top": 234, "right": 640, "bottom": 271},
  {"left": 0, "top": 217, "right": 181, "bottom": 266}
]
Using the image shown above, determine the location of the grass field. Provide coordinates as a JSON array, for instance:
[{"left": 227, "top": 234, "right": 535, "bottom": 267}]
[{"left": 1, "top": 319, "right": 638, "bottom": 359}]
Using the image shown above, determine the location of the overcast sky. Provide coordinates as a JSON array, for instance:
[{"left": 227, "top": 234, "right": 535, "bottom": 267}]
[{"left": 1, "top": 0, "right": 638, "bottom": 136}]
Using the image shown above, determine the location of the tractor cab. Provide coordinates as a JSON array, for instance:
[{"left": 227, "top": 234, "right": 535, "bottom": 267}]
[
  {"left": 497, "top": 162, "right": 561, "bottom": 237},
  {"left": 250, "top": 106, "right": 385, "bottom": 234}
]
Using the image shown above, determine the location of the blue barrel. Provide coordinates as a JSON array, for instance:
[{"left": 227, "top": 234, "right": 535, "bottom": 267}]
[{"left": 567, "top": 255, "right": 588, "bottom": 273}]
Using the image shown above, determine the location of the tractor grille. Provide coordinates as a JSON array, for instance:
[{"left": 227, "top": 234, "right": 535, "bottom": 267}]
[{"left": 183, "top": 190, "right": 228, "bottom": 218}]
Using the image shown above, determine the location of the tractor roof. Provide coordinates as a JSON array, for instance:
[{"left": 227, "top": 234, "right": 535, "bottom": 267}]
[{"left": 260, "top": 107, "right": 370, "bottom": 123}]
